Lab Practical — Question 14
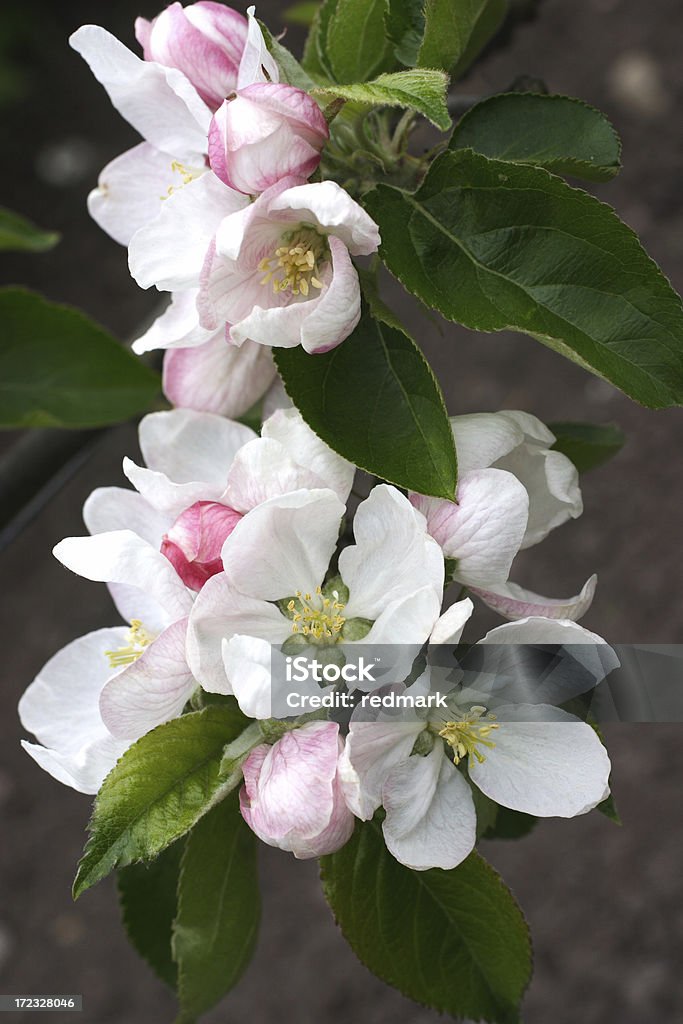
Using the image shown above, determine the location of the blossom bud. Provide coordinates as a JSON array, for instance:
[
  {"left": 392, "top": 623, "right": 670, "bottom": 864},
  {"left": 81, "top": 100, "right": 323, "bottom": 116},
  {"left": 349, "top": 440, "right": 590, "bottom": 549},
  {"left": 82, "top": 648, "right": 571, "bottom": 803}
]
[
  {"left": 161, "top": 500, "right": 242, "bottom": 590},
  {"left": 240, "top": 722, "right": 355, "bottom": 858},
  {"left": 135, "top": 2, "right": 248, "bottom": 111},
  {"left": 208, "top": 83, "right": 329, "bottom": 195}
]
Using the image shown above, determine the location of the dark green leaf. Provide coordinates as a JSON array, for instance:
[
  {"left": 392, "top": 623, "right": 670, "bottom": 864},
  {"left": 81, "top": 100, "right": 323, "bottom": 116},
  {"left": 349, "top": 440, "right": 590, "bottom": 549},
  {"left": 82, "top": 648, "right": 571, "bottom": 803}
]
[
  {"left": 0, "top": 288, "right": 160, "bottom": 428},
  {"left": 483, "top": 806, "right": 538, "bottom": 840},
  {"left": 365, "top": 150, "right": 683, "bottom": 409},
  {"left": 596, "top": 791, "right": 621, "bottom": 824},
  {"left": 318, "top": 0, "right": 394, "bottom": 83},
  {"left": 549, "top": 421, "right": 625, "bottom": 472},
  {"left": 321, "top": 820, "right": 531, "bottom": 1023},
  {"left": 385, "top": 0, "right": 425, "bottom": 67},
  {"left": 450, "top": 93, "right": 621, "bottom": 182},
  {"left": 313, "top": 69, "right": 450, "bottom": 130},
  {"left": 173, "top": 795, "right": 260, "bottom": 1024},
  {"left": 418, "top": 0, "right": 508, "bottom": 79},
  {"left": 302, "top": 6, "right": 329, "bottom": 79},
  {"left": 0, "top": 206, "right": 60, "bottom": 252},
  {"left": 118, "top": 839, "right": 185, "bottom": 989},
  {"left": 73, "top": 706, "right": 248, "bottom": 899},
  {"left": 274, "top": 306, "right": 457, "bottom": 498}
]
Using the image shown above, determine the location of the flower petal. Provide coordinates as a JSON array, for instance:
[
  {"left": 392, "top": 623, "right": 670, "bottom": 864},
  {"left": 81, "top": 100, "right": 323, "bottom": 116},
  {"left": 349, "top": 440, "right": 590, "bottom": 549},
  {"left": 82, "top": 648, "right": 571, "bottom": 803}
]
[
  {"left": 223, "top": 438, "right": 323, "bottom": 513},
  {"left": 163, "top": 334, "right": 276, "bottom": 417},
  {"left": 339, "top": 485, "right": 444, "bottom": 619},
  {"left": 468, "top": 703, "right": 611, "bottom": 817},
  {"left": 69, "top": 25, "right": 210, "bottom": 161},
  {"left": 269, "top": 180, "right": 380, "bottom": 255},
  {"left": 339, "top": 719, "right": 424, "bottom": 819},
  {"left": 87, "top": 143, "right": 176, "bottom": 247},
  {"left": 237, "top": 5, "right": 280, "bottom": 88},
  {"left": 429, "top": 597, "right": 474, "bottom": 646},
  {"left": 299, "top": 236, "right": 362, "bottom": 354},
  {"left": 83, "top": 487, "right": 171, "bottom": 548},
  {"left": 261, "top": 407, "right": 355, "bottom": 504},
  {"left": 471, "top": 574, "right": 597, "bottom": 622},
  {"left": 99, "top": 618, "right": 194, "bottom": 739},
  {"left": 450, "top": 412, "right": 525, "bottom": 475},
  {"left": 382, "top": 747, "right": 476, "bottom": 870},
  {"left": 133, "top": 290, "right": 211, "bottom": 354}
]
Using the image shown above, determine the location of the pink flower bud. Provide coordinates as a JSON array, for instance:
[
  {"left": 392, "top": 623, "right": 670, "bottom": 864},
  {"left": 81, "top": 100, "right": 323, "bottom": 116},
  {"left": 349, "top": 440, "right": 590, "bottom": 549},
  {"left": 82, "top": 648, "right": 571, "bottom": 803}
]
[
  {"left": 161, "top": 500, "right": 242, "bottom": 590},
  {"left": 208, "top": 82, "right": 329, "bottom": 195},
  {"left": 240, "top": 722, "right": 355, "bottom": 858},
  {"left": 135, "top": 2, "right": 248, "bottom": 111}
]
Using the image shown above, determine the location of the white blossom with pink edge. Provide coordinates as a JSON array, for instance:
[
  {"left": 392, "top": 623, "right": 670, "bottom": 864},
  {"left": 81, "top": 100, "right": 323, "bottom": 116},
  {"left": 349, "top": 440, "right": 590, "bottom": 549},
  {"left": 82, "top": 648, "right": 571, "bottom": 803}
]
[
  {"left": 196, "top": 176, "right": 380, "bottom": 353},
  {"left": 339, "top": 599, "right": 615, "bottom": 871},
  {"left": 209, "top": 82, "right": 329, "bottom": 195},
  {"left": 240, "top": 721, "right": 354, "bottom": 858}
]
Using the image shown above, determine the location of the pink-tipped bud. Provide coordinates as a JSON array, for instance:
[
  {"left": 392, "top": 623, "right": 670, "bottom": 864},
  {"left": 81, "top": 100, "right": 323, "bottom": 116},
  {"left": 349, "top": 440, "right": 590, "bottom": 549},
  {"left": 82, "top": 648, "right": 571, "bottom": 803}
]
[
  {"left": 161, "top": 500, "right": 242, "bottom": 590},
  {"left": 135, "top": 2, "right": 248, "bottom": 111},
  {"left": 208, "top": 82, "right": 329, "bottom": 195}
]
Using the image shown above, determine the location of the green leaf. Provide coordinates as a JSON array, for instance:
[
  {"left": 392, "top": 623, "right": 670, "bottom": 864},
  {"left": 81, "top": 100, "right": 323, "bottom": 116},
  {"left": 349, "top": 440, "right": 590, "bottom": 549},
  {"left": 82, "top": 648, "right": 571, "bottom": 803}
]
[
  {"left": 313, "top": 69, "right": 451, "bottom": 131},
  {"left": 483, "top": 806, "right": 538, "bottom": 840},
  {"left": 318, "top": 0, "right": 394, "bottom": 83},
  {"left": 0, "top": 288, "right": 160, "bottom": 428},
  {"left": 385, "top": 0, "right": 426, "bottom": 67},
  {"left": 364, "top": 150, "right": 683, "bottom": 409},
  {"left": 259, "top": 21, "right": 320, "bottom": 90},
  {"left": 549, "top": 421, "right": 625, "bottom": 472},
  {"left": 73, "top": 706, "right": 248, "bottom": 900},
  {"left": 302, "top": 7, "right": 329, "bottom": 79},
  {"left": 173, "top": 795, "right": 260, "bottom": 1024},
  {"left": 284, "top": 1, "right": 320, "bottom": 25},
  {"left": 596, "top": 791, "right": 621, "bottom": 825},
  {"left": 418, "top": 0, "right": 508, "bottom": 79},
  {"left": 0, "top": 206, "right": 60, "bottom": 252},
  {"left": 274, "top": 306, "right": 457, "bottom": 499},
  {"left": 321, "top": 821, "right": 531, "bottom": 1023},
  {"left": 118, "top": 839, "right": 185, "bottom": 990},
  {"left": 450, "top": 92, "right": 621, "bottom": 182}
]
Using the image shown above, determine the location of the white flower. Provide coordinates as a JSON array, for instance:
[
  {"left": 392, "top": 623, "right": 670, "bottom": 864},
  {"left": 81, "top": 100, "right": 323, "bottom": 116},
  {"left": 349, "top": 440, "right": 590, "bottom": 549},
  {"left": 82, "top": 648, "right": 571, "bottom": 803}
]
[
  {"left": 340, "top": 600, "right": 614, "bottom": 871},
  {"left": 186, "top": 485, "right": 445, "bottom": 713},
  {"left": 198, "top": 177, "right": 381, "bottom": 353}
]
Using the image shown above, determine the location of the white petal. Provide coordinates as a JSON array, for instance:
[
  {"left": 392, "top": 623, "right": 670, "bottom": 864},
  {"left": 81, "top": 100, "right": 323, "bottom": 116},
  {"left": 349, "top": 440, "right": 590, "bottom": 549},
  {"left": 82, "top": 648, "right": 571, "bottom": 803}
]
[
  {"left": 468, "top": 703, "right": 611, "bottom": 817},
  {"left": 339, "top": 720, "right": 424, "bottom": 819},
  {"left": 53, "top": 531, "right": 193, "bottom": 629},
  {"left": 19, "top": 628, "right": 130, "bottom": 794},
  {"left": 269, "top": 181, "right": 380, "bottom": 255},
  {"left": 132, "top": 290, "right": 211, "bottom": 354},
  {"left": 299, "top": 236, "right": 362, "bottom": 354},
  {"left": 261, "top": 407, "right": 355, "bottom": 504},
  {"left": 87, "top": 143, "right": 177, "bottom": 247},
  {"left": 222, "top": 635, "right": 274, "bottom": 719},
  {"left": 70, "top": 25, "right": 210, "bottom": 161},
  {"left": 187, "top": 572, "right": 291, "bottom": 693},
  {"left": 221, "top": 489, "right": 344, "bottom": 600},
  {"left": 413, "top": 468, "right": 529, "bottom": 587},
  {"left": 223, "top": 438, "right": 323, "bottom": 514},
  {"left": 99, "top": 618, "right": 194, "bottom": 739},
  {"left": 471, "top": 574, "right": 597, "bottom": 622},
  {"left": 129, "top": 172, "right": 247, "bottom": 291},
  {"left": 237, "top": 6, "right": 280, "bottom": 88},
  {"left": 430, "top": 598, "right": 474, "bottom": 646},
  {"left": 495, "top": 446, "right": 582, "bottom": 549},
  {"left": 83, "top": 487, "right": 171, "bottom": 548},
  {"left": 382, "top": 747, "right": 476, "bottom": 870},
  {"left": 163, "top": 335, "right": 276, "bottom": 417},
  {"left": 363, "top": 587, "right": 442, "bottom": 647},
  {"left": 339, "top": 485, "right": 444, "bottom": 619},
  {"left": 450, "top": 412, "right": 524, "bottom": 475}
]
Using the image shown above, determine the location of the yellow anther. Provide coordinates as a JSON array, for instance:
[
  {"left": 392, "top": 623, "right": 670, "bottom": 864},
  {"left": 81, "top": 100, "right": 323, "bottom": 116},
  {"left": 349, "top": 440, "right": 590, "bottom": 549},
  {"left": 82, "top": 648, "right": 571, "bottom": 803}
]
[
  {"left": 104, "top": 619, "right": 154, "bottom": 669},
  {"left": 259, "top": 228, "right": 328, "bottom": 297},
  {"left": 438, "top": 706, "right": 500, "bottom": 765},
  {"left": 288, "top": 590, "right": 346, "bottom": 643}
]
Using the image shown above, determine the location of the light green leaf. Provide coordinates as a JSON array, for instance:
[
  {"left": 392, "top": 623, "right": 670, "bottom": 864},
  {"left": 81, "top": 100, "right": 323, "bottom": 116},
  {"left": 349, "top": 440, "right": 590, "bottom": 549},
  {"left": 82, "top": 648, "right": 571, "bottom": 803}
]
[
  {"left": 549, "top": 421, "right": 625, "bottom": 472},
  {"left": 318, "top": 0, "right": 394, "bottom": 83},
  {"left": 0, "top": 206, "right": 59, "bottom": 252},
  {"left": 450, "top": 92, "right": 621, "bottom": 182},
  {"left": 364, "top": 150, "right": 683, "bottom": 409},
  {"left": 0, "top": 288, "right": 160, "bottom": 428},
  {"left": 118, "top": 839, "right": 185, "bottom": 990},
  {"left": 274, "top": 305, "right": 457, "bottom": 499},
  {"left": 313, "top": 69, "right": 450, "bottom": 130},
  {"left": 173, "top": 796, "right": 260, "bottom": 1024},
  {"left": 302, "top": 6, "right": 329, "bottom": 79},
  {"left": 73, "top": 706, "right": 248, "bottom": 899},
  {"left": 259, "top": 20, "right": 321, "bottom": 90},
  {"left": 284, "top": 1, "right": 320, "bottom": 25},
  {"left": 385, "top": 0, "right": 425, "bottom": 67},
  {"left": 418, "top": 0, "right": 508, "bottom": 79},
  {"left": 320, "top": 821, "right": 531, "bottom": 1023}
]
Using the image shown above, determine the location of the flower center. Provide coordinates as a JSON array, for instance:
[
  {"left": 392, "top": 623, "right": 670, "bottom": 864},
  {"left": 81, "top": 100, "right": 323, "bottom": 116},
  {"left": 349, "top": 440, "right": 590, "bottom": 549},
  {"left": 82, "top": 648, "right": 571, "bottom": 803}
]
[
  {"left": 161, "top": 160, "right": 202, "bottom": 200},
  {"left": 104, "top": 619, "right": 154, "bottom": 669},
  {"left": 287, "top": 586, "right": 346, "bottom": 643},
  {"left": 258, "top": 227, "right": 327, "bottom": 298},
  {"left": 437, "top": 706, "right": 499, "bottom": 765}
]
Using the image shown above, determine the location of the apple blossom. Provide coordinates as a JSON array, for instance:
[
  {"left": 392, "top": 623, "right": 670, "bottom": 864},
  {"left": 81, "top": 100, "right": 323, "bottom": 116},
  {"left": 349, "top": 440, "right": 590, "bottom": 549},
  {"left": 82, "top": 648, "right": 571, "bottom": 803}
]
[
  {"left": 135, "top": 2, "right": 248, "bottom": 111},
  {"left": 186, "top": 485, "right": 444, "bottom": 711},
  {"left": 340, "top": 600, "right": 615, "bottom": 871},
  {"left": 240, "top": 721, "right": 354, "bottom": 858},
  {"left": 161, "top": 500, "right": 243, "bottom": 589},
  {"left": 197, "top": 176, "right": 381, "bottom": 353},
  {"left": 209, "top": 83, "right": 329, "bottom": 195}
]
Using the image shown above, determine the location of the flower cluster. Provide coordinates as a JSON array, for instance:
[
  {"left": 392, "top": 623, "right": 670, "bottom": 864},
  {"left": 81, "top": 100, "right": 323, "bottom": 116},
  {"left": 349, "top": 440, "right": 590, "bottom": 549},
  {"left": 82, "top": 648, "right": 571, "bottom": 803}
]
[{"left": 20, "top": 2, "right": 615, "bottom": 879}]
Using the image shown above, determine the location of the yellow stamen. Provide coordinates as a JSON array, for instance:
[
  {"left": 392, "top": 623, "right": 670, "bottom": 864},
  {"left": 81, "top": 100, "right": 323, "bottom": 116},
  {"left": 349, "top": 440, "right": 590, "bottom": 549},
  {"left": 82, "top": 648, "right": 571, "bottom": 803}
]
[
  {"left": 104, "top": 619, "right": 154, "bottom": 669},
  {"left": 438, "top": 706, "right": 499, "bottom": 765},
  {"left": 289, "top": 587, "right": 346, "bottom": 642},
  {"left": 258, "top": 228, "right": 328, "bottom": 297},
  {"left": 160, "top": 161, "right": 202, "bottom": 200}
]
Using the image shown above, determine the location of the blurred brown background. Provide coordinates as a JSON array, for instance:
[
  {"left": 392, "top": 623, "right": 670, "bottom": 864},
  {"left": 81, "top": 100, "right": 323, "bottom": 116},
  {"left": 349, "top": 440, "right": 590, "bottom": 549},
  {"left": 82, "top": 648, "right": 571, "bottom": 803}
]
[{"left": 0, "top": 1, "right": 682, "bottom": 1021}]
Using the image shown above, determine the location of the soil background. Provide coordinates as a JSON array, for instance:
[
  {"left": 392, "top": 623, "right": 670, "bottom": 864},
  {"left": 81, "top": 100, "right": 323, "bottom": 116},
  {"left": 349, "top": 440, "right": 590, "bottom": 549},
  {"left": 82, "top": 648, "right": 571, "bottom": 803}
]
[{"left": 0, "top": 1, "right": 682, "bottom": 1022}]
